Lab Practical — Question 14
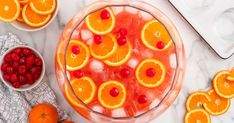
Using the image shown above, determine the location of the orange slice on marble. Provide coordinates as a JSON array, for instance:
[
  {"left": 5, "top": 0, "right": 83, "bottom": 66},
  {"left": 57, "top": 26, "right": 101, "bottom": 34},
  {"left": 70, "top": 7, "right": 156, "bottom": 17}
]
[
  {"left": 184, "top": 109, "right": 210, "bottom": 123},
  {"left": 186, "top": 92, "right": 211, "bottom": 111},
  {"left": 213, "top": 70, "right": 234, "bottom": 98},
  {"left": 203, "top": 90, "right": 230, "bottom": 116}
]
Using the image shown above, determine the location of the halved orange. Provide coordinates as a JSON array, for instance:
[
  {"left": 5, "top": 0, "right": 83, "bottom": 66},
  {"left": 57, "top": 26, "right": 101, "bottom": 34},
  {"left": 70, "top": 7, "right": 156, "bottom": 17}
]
[
  {"left": 104, "top": 41, "right": 132, "bottom": 66},
  {"left": 184, "top": 109, "right": 210, "bottom": 123},
  {"left": 227, "top": 68, "right": 234, "bottom": 81},
  {"left": 135, "top": 58, "right": 166, "bottom": 88},
  {"left": 0, "top": 0, "right": 20, "bottom": 22},
  {"left": 141, "top": 19, "right": 172, "bottom": 51},
  {"left": 22, "top": 5, "right": 51, "bottom": 27},
  {"left": 66, "top": 40, "right": 90, "bottom": 71},
  {"left": 213, "top": 70, "right": 234, "bottom": 98},
  {"left": 86, "top": 8, "right": 115, "bottom": 35},
  {"left": 29, "top": 0, "right": 56, "bottom": 15},
  {"left": 98, "top": 81, "right": 126, "bottom": 109},
  {"left": 203, "top": 90, "right": 230, "bottom": 116},
  {"left": 19, "top": 0, "right": 29, "bottom": 5},
  {"left": 186, "top": 92, "right": 211, "bottom": 111},
  {"left": 64, "top": 77, "right": 96, "bottom": 107},
  {"left": 90, "top": 34, "right": 117, "bottom": 60}
]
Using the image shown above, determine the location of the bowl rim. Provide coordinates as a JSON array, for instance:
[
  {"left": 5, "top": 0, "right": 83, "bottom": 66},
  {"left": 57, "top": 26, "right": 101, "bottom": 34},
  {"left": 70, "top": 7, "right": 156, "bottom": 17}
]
[
  {"left": 55, "top": 0, "right": 186, "bottom": 121},
  {"left": 0, "top": 45, "right": 45, "bottom": 91},
  {"left": 10, "top": 0, "right": 59, "bottom": 32}
]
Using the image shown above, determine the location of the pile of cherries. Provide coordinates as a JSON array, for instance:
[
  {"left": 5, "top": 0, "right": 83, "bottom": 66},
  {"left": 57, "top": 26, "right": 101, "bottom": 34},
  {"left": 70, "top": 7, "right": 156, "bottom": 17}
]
[{"left": 1, "top": 47, "right": 43, "bottom": 88}]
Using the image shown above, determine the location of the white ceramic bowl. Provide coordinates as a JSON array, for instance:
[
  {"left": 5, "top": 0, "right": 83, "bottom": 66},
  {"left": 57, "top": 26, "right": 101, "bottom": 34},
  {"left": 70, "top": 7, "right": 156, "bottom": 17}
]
[
  {"left": 0, "top": 45, "right": 45, "bottom": 91},
  {"left": 10, "top": 0, "right": 59, "bottom": 32}
]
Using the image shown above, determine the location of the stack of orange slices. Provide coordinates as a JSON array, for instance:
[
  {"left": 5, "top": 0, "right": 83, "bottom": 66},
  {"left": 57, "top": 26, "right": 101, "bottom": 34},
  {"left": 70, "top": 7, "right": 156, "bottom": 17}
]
[
  {"left": 185, "top": 68, "right": 234, "bottom": 123},
  {"left": 0, "top": 0, "right": 56, "bottom": 28}
]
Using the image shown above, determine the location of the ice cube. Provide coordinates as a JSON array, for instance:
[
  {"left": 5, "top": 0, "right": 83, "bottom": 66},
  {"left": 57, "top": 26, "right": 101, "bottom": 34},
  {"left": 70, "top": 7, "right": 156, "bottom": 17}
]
[
  {"left": 142, "top": 50, "right": 154, "bottom": 58},
  {"left": 71, "top": 30, "right": 79, "bottom": 39},
  {"left": 81, "top": 29, "right": 93, "bottom": 40},
  {"left": 112, "top": 108, "right": 127, "bottom": 117},
  {"left": 127, "top": 58, "right": 139, "bottom": 69},
  {"left": 86, "top": 38, "right": 93, "bottom": 46},
  {"left": 92, "top": 105, "right": 104, "bottom": 113},
  {"left": 125, "top": 7, "right": 138, "bottom": 14},
  {"left": 170, "top": 54, "right": 177, "bottom": 68},
  {"left": 112, "top": 6, "right": 124, "bottom": 15},
  {"left": 90, "top": 112, "right": 101, "bottom": 122},
  {"left": 90, "top": 60, "right": 104, "bottom": 73},
  {"left": 149, "top": 99, "right": 160, "bottom": 109},
  {"left": 139, "top": 11, "right": 152, "bottom": 21}
]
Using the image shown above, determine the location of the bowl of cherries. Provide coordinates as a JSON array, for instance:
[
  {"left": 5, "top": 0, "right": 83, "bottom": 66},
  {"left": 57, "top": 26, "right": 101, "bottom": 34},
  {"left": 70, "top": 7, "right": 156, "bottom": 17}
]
[{"left": 0, "top": 45, "right": 45, "bottom": 91}]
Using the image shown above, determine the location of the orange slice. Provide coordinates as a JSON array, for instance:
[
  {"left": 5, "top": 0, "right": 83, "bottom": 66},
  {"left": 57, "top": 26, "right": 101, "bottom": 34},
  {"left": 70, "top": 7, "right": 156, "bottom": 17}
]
[
  {"left": 184, "top": 109, "right": 210, "bottom": 123},
  {"left": 227, "top": 68, "right": 234, "bottom": 81},
  {"left": 56, "top": 41, "right": 66, "bottom": 71},
  {"left": 90, "top": 34, "right": 118, "bottom": 60},
  {"left": 98, "top": 80, "right": 126, "bottom": 109},
  {"left": 19, "top": 0, "right": 29, "bottom": 5},
  {"left": 86, "top": 8, "right": 115, "bottom": 35},
  {"left": 203, "top": 90, "right": 230, "bottom": 116},
  {"left": 141, "top": 19, "right": 172, "bottom": 51},
  {"left": 16, "top": 8, "right": 24, "bottom": 22},
  {"left": 135, "top": 58, "right": 166, "bottom": 88},
  {"left": 213, "top": 70, "right": 234, "bottom": 98},
  {"left": 22, "top": 5, "right": 51, "bottom": 27},
  {"left": 29, "top": 0, "right": 56, "bottom": 15},
  {"left": 0, "top": 0, "right": 20, "bottom": 22},
  {"left": 104, "top": 41, "right": 132, "bottom": 66},
  {"left": 186, "top": 92, "right": 211, "bottom": 111},
  {"left": 66, "top": 40, "right": 90, "bottom": 71},
  {"left": 64, "top": 77, "right": 96, "bottom": 107}
]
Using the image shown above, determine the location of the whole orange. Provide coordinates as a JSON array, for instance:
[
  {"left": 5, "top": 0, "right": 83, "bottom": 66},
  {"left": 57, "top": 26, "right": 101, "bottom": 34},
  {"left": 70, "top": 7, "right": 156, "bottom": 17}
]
[{"left": 29, "top": 103, "right": 59, "bottom": 123}]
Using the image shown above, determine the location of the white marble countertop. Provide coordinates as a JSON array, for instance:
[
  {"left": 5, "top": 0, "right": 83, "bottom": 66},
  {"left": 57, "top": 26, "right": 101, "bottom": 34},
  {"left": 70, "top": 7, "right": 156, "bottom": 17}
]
[{"left": 0, "top": 0, "right": 234, "bottom": 123}]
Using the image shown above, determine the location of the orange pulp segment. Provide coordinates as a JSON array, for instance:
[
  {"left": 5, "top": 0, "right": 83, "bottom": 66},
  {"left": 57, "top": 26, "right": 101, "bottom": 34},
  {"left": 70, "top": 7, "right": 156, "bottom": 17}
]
[
  {"left": 0, "top": 0, "right": 20, "bottom": 22},
  {"left": 29, "top": 0, "right": 56, "bottom": 15},
  {"left": 85, "top": 8, "right": 115, "bottom": 35},
  {"left": 135, "top": 58, "right": 166, "bottom": 88},
  {"left": 22, "top": 5, "right": 51, "bottom": 27},
  {"left": 212, "top": 70, "right": 234, "bottom": 98},
  {"left": 203, "top": 90, "right": 230, "bottom": 116},
  {"left": 184, "top": 109, "right": 210, "bottom": 123},
  {"left": 98, "top": 81, "right": 126, "bottom": 109},
  {"left": 186, "top": 92, "right": 211, "bottom": 111},
  {"left": 104, "top": 41, "right": 132, "bottom": 66},
  {"left": 90, "top": 34, "right": 118, "bottom": 60},
  {"left": 66, "top": 40, "right": 90, "bottom": 71},
  {"left": 141, "top": 19, "right": 172, "bottom": 51}
]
